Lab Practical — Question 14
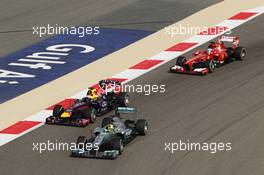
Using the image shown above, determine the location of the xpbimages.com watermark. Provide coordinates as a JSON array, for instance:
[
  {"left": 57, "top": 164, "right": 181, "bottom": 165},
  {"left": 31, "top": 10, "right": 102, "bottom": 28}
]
[
  {"left": 32, "top": 24, "right": 100, "bottom": 37},
  {"left": 98, "top": 82, "right": 166, "bottom": 96},
  {"left": 32, "top": 140, "right": 99, "bottom": 154},
  {"left": 164, "top": 24, "right": 232, "bottom": 37},
  {"left": 120, "top": 84, "right": 166, "bottom": 96},
  {"left": 164, "top": 140, "right": 232, "bottom": 154}
]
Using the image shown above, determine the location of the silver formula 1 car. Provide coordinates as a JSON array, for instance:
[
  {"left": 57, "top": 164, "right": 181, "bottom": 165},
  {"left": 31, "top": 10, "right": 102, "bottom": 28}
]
[{"left": 70, "top": 107, "right": 148, "bottom": 159}]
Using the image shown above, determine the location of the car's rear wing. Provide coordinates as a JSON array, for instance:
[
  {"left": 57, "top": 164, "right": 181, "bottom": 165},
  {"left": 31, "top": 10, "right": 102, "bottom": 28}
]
[
  {"left": 115, "top": 107, "right": 138, "bottom": 119},
  {"left": 219, "top": 36, "right": 240, "bottom": 48},
  {"left": 98, "top": 79, "right": 122, "bottom": 93},
  {"left": 99, "top": 79, "right": 121, "bottom": 86},
  {"left": 116, "top": 107, "right": 136, "bottom": 113}
]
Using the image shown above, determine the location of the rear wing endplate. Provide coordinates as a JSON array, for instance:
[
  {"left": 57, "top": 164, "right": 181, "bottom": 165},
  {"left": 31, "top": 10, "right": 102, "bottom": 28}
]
[{"left": 219, "top": 36, "right": 240, "bottom": 48}]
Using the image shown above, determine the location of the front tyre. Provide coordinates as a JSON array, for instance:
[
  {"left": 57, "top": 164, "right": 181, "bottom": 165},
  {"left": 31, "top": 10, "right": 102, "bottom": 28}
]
[
  {"left": 135, "top": 119, "right": 148, "bottom": 135},
  {"left": 207, "top": 60, "right": 215, "bottom": 73},
  {"left": 53, "top": 105, "right": 64, "bottom": 118},
  {"left": 176, "top": 56, "right": 187, "bottom": 67},
  {"left": 76, "top": 136, "right": 87, "bottom": 150},
  {"left": 117, "top": 92, "right": 130, "bottom": 107},
  {"left": 101, "top": 117, "right": 112, "bottom": 127},
  {"left": 86, "top": 108, "right": 96, "bottom": 123},
  {"left": 112, "top": 137, "right": 124, "bottom": 155}
]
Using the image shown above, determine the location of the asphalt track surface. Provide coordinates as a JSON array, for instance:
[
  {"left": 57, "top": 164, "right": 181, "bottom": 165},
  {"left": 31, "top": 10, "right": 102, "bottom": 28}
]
[
  {"left": 3, "top": 1, "right": 264, "bottom": 175},
  {"left": 0, "top": 0, "right": 220, "bottom": 57}
]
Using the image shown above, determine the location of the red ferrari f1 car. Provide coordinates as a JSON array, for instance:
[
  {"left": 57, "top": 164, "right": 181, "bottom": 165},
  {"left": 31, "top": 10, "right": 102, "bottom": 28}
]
[
  {"left": 169, "top": 36, "right": 246, "bottom": 75},
  {"left": 45, "top": 79, "right": 129, "bottom": 127}
]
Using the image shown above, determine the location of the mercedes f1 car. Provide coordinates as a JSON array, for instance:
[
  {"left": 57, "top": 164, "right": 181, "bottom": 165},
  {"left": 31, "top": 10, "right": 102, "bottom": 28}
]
[
  {"left": 170, "top": 36, "right": 246, "bottom": 75},
  {"left": 71, "top": 107, "right": 148, "bottom": 159},
  {"left": 45, "top": 79, "right": 130, "bottom": 127}
]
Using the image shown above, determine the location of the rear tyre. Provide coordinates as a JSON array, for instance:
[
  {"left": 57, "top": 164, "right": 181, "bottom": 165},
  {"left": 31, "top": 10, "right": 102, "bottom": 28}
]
[
  {"left": 207, "top": 60, "right": 215, "bottom": 73},
  {"left": 101, "top": 117, "right": 112, "bottom": 127},
  {"left": 176, "top": 56, "right": 187, "bottom": 67},
  {"left": 135, "top": 119, "right": 148, "bottom": 135},
  {"left": 117, "top": 92, "right": 129, "bottom": 107},
  {"left": 53, "top": 105, "right": 64, "bottom": 118},
  {"left": 226, "top": 47, "right": 234, "bottom": 62},
  {"left": 112, "top": 137, "right": 124, "bottom": 155},
  {"left": 169, "top": 66, "right": 175, "bottom": 73},
  {"left": 234, "top": 47, "right": 246, "bottom": 60}
]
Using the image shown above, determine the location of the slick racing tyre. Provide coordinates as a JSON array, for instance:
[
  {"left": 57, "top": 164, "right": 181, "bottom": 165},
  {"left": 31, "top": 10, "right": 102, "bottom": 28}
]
[
  {"left": 117, "top": 92, "right": 130, "bottom": 107},
  {"left": 101, "top": 117, "right": 112, "bottom": 127},
  {"left": 135, "top": 119, "right": 148, "bottom": 135},
  {"left": 83, "top": 108, "right": 96, "bottom": 123},
  {"left": 226, "top": 47, "right": 235, "bottom": 62},
  {"left": 76, "top": 136, "right": 87, "bottom": 150},
  {"left": 112, "top": 137, "right": 124, "bottom": 155},
  {"left": 176, "top": 56, "right": 187, "bottom": 67},
  {"left": 234, "top": 47, "right": 246, "bottom": 60},
  {"left": 53, "top": 105, "right": 64, "bottom": 118},
  {"left": 207, "top": 60, "right": 215, "bottom": 73}
]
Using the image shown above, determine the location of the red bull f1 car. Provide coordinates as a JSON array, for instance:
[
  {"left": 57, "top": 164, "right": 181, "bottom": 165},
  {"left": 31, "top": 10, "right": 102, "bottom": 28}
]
[
  {"left": 169, "top": 36, "right": 246, "bottom": 75},
  {"left": 45, "top": 79, "right": 130, "bottom": 127}
]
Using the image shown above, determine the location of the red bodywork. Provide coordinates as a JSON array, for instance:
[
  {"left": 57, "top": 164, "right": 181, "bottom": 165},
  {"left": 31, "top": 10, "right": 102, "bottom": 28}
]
[
  {"left": 46, "top": 79, "right": 127, "bottom": 127},
  {"left": 170, "top": 36, "right": 240, "bottom": 75},
  {"left": 45, "top": 101, "right": 92, "bottom": 127}
]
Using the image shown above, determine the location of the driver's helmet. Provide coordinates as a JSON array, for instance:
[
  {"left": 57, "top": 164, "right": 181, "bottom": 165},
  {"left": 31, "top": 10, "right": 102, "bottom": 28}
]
[
  {"left": 214, "top": 41, "right": 222, "bottom": 51},
  {"left": 217, "top": 38, "right": 223, "bottom": 45},
  {"left": 87, "top": 87, "right": 98, "bottom": 100},
  {"left": 207, "top": 48, "right": 213, "bottom": 55},
  {"left": 105, "top": 124, "right": 115, "bottom": 132}
]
